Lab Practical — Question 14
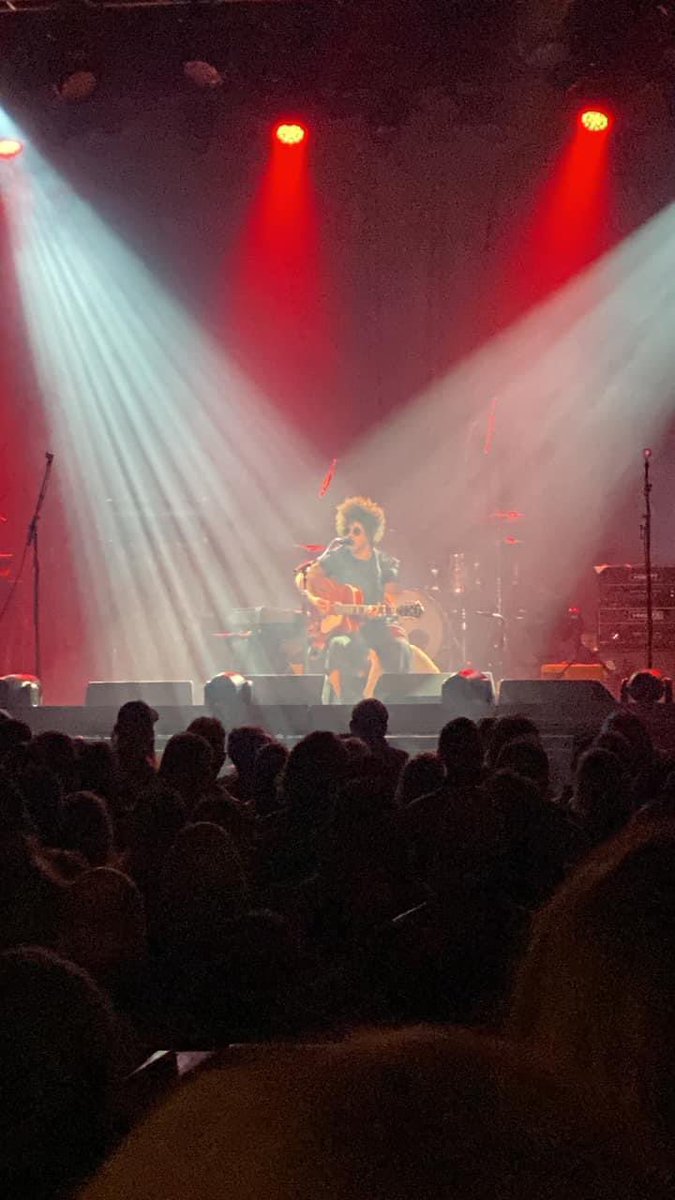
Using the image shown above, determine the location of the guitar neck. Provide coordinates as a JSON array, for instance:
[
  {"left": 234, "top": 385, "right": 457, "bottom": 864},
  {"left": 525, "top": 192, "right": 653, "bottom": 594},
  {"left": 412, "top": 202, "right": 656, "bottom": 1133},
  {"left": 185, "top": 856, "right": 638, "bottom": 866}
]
[{"left": 337, "top": 603, "right": 392, "bottom": 616}]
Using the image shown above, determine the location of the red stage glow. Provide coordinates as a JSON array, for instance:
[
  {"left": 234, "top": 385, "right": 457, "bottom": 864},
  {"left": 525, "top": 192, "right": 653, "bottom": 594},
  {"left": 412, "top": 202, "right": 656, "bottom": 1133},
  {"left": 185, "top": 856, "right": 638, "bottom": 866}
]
[
  {"left": 495, "top": 105, "right": 613, "bottom": 324},
  {"left": 228, "top": 113, "right": 339, "bottom": 448},
  {"left": 274, "top": 123, "right": 307, "bottom": 146},
  {"left": 0, "top": 138, "right": 23, "bottom": 160},
  {"left": 580, "top": 109, "right": 611, "bottom": 133}
]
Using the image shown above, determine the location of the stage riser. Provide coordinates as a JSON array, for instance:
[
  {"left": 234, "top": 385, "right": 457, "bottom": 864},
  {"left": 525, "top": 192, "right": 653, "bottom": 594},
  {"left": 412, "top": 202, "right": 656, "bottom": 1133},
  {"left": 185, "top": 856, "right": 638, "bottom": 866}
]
[
  {"left": 17, "top": 700, "right": 675, "bottom": 751},
  {"left": 22, "top": 703, "right": 484, "bottom": 738},
  {"left": 12, "top": 704, "right": 675, "bottom": 790},
  {"left": 21, "top": 706, "right": 208, "bottom": 738}
]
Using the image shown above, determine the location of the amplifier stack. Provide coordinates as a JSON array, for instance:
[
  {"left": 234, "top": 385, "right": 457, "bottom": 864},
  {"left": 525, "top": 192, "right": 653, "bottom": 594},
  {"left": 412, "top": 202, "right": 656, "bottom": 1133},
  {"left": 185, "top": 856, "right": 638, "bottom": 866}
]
[{"left": 597, "top": 565, "right": 675, "bottom": 671}]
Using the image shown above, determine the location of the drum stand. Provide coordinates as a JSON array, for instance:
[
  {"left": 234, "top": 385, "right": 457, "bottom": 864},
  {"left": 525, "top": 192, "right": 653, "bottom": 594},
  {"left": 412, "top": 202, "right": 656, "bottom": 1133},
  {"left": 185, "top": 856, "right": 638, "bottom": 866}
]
[
  {"left": 432, "top": 563, "right": 466, "bottom": 671},
  {"left": 449, "top": 554, "right": 470, "bottom": 668},
  {"left": 294, "top": 560, "right": 316, "bottom": 675},
  {"left": 491, "top": 539, "right": 507, "bottom": 673}
]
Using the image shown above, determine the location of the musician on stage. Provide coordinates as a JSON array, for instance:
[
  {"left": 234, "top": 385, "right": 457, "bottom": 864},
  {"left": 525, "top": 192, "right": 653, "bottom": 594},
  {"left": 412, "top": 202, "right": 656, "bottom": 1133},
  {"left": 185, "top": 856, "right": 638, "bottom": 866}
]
[{"left": 304, "top": 496, "right": 412, "bottom": 703}]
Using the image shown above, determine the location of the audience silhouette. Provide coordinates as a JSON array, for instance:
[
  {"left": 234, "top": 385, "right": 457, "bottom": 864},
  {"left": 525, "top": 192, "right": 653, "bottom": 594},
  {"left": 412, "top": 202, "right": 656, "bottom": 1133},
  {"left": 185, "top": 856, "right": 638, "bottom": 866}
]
[{"left": 0, "top": 693, "right": 671, "bottom": 1196}]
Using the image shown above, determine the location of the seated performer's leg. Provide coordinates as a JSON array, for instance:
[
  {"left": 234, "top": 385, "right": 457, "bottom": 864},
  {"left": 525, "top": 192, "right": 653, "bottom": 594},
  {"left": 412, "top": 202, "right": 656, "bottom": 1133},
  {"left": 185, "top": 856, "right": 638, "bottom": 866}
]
[
  {"left": 363, "top": 620, "right": 412, "bottom": 674},
  {"left": 324, "top": 632, "right": 370, "bottom": 704}
]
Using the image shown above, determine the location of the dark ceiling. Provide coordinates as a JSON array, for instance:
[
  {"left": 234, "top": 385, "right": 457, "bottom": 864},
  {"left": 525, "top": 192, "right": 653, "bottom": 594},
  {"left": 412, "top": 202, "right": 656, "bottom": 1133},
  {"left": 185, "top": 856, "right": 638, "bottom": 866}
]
[{"left": 1, "top": 2, "right": 674, "bottom": 138}]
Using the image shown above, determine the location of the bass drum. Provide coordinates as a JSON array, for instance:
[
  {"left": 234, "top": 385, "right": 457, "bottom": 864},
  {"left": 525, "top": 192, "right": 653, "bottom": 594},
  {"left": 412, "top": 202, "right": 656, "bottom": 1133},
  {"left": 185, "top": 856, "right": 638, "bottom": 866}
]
[{"left": 393, "top": 588, "right": 446, "bottom": 666}]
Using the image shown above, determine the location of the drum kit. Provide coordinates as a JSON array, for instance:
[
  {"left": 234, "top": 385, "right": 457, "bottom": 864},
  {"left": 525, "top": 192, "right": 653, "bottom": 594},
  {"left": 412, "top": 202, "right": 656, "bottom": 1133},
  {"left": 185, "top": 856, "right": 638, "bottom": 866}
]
[{"left": 388, "top": 509, "right": 533, "bottom": 675}]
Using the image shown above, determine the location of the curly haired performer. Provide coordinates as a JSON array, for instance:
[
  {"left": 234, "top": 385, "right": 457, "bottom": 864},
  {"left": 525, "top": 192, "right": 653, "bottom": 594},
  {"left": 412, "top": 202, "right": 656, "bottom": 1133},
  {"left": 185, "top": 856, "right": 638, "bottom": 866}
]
[{"left": 304, "top": 497, "right": 412, "bottom": 703}]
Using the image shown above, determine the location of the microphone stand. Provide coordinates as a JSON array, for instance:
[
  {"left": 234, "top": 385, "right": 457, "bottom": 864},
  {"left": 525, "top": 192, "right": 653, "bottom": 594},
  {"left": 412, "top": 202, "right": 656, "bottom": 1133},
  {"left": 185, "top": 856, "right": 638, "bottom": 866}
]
[
  {"left": 641, "top": 449, "right": 653, "bottom": 670},
  {"left": 27, "top": 453, "right": 54, "bottom": 679}
]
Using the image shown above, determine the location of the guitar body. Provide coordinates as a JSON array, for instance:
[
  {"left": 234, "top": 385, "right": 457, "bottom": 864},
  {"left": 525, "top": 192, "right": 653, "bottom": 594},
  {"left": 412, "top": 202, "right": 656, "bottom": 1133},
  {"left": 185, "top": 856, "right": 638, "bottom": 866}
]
[
  {"left": 319, "top": 583, "right": 365, "bottom": 636},
  {"left": 313, "top": 577, "right": 423, "bottom": 637}
]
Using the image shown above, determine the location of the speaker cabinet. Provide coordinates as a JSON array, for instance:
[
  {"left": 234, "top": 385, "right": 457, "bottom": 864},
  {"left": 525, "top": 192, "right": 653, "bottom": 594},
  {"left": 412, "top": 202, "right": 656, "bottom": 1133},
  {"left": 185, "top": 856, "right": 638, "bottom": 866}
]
[
  {"left": 498, "top": 679, "right": 617, "bottom": 722},
  {"left": 246, "top": 675, "right": 324, "bottom": 707},
  {"left": 85, "top": 681, "right": 194, "bottom": 708},
  {"left": 374, "top": 673, "right": 453, "bottom": 703}
]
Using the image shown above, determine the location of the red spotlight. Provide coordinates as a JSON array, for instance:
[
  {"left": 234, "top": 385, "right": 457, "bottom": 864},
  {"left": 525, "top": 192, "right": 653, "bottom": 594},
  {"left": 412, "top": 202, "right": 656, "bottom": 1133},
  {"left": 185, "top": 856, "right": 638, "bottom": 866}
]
[
  {"left": 579, "top": 109, "right": 611, "bottom": 133},
  {"left": 0, "top": 137, "right": 23, "bottom": 160},
  {"left": 274, "top": 122, "right": 307, "bottom": 146}
]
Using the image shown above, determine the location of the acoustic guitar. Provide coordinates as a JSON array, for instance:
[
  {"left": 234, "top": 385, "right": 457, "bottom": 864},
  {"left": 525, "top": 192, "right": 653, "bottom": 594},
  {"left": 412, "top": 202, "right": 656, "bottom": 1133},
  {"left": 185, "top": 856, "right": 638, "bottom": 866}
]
[{"left": 317, "top": 581, "right": 424, "bottom": 636}]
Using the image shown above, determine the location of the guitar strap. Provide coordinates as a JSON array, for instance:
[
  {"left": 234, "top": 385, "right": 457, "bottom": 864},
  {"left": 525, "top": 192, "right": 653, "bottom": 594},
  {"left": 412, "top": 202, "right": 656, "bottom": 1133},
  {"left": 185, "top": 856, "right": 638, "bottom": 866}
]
[{"left": 373, "top": 549, "right": 385, "bottom": 603}]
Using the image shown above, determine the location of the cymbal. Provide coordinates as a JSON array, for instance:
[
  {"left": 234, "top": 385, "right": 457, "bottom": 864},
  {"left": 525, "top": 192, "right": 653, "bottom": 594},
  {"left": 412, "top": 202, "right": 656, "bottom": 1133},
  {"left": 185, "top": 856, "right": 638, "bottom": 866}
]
[
  {"left": 294, "top": 543, "right": 326, "bottom": 554},
  {"left": 489, "top": 510, "right": 524, "bottom": 522}
]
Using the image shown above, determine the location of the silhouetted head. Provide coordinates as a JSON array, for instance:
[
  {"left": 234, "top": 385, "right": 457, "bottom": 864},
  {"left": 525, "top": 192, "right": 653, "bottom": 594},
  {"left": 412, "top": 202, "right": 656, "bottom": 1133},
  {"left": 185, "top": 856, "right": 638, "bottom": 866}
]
[
  {"left": 59, "top": 866, "right": 147, "bottom": 984},
  {"left": 187, "top": 716, "right": 227, "bottom": 777},
  {"left": 476, "top": 716, "right": 497, "bottom": 752},
  {"left": 114, "top": 700, "right": 158, "bottom": 736},
  {"left": 80, "top": 1028, "right": 661, "bottom": 1200},
  {"left": 112, "top": 701, "right": 158, "bottom": 765},
  {"left": 594, "top": 730, "right": 635, "bottom": 772},
  {"left": 0, "top": 946, "right": 114, "bottom": 1198},
  {"left": 338, "top": 735, "right": 372, "bottom": 777},
  {"left": 485, "top": 715, "right": 541, "bottom": 770},
  {"left": 0, "top": 718, "right": 31, "bottom": 765},
  {"left": 227, "top": 726, "right": 272, "bottom": 779},
  {"left": 350, "top": 698, "right": 389, "bottom": 740},
  {"left": 159, "top": 732, "right": 213, "bottom": 812},
  {"left": 29, "top": 730, "right": 78, "bottom": 792},
  {"left": 0, "top": 777, "right": 33, "bottom": 836},
  {"left": 76, "top": 740, "right": 117, "bottom": 803},
  {"left": 510, "top": 819, "right": 675, "bottom": 1169},
  {"left": 572, "top": 748, "right": 631, "bottom": 846},
  {"left": 0, "top": 831, "right": 67, "bottom": 949},
  {"left": 484, "top": 769, "right": 545, "bottom": 845},
  {"left": 126, "top": 786, "right": 187, "bottom": 893},
  {"left": 395, "top": 752, "right": 446, "bottom": 806},
  {"left": 60, "top": 791, "right": 115, "bottom": 867},
  {"left": 495, "top": 739, "right": 550, "bottom": 796},
  {"left": 282, "top": 731, "right": 350, "bottom": 807},
  {"left": 158, "top": 822, "right": 247, "bottom": 943},
  {"left": 437, "top": 717, "right": 483, "bottom": 787},
  {"left": 601, "top": 711, "right": 652, "bottom": 762},
  {"left": 250, "top": 740, "right": 289, "bottom": 816}
]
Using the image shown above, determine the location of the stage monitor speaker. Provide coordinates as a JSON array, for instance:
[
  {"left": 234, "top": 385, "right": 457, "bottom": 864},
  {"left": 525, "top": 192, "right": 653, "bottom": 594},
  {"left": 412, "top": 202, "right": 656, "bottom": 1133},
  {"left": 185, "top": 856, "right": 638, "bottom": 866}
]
[
  {"left": 498, "top": 679, "right": 617, "bottom": 722},
  {"left": 374, "top": 673, "right": 453, "bottom": 704},
  {"left": 246, "top": 675, "right": 324, "bottom": 707},
  {"left": 85, "top": 681, "right": 194, "bottom": 708}
]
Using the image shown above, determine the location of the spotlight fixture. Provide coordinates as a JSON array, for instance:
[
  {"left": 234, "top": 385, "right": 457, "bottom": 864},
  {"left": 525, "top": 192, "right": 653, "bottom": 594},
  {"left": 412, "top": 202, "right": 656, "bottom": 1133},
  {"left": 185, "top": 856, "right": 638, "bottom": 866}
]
[
  {"left": 0, "top": 138, "right": 23, "bottom": 160},
  {"left": 274, "top": 122, "right": 307, "bottom": 146},
  {"left": 0, "top": 674, "right": 42, "bottom": 708},
  {"left": 580, "top": 108, "right": 611, "bottom": 132},
  {"left": 56, "top": 71, "right": 98, "bottom": 103},
  {"left": 183, "top": 61, "right": 223, "bottom": 90}
]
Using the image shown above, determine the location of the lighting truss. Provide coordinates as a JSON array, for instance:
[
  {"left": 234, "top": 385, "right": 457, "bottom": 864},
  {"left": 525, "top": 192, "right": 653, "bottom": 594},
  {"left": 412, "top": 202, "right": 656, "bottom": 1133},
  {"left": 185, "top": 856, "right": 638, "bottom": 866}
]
[{"left": 0, "top": 0, "right": 248, "bottom": 11}]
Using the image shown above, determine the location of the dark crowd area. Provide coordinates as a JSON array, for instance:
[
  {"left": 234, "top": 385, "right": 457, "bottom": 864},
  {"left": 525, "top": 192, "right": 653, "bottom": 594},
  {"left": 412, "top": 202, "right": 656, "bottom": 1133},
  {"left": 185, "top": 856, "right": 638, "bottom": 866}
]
[{"left": 1, "top": 696, "right": 675, "bottom": 1198}]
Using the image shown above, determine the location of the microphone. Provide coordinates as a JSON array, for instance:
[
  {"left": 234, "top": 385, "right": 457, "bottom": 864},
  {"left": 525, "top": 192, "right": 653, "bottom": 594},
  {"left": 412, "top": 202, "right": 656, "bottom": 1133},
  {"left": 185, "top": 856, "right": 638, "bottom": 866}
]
[
  {"left": 643, "top": 448, "right": 652, "bottom": 460},
  {"left": 46, "top": 452, "right": 54, "bottom": 464},
  {"left": 329, "top": 536, "right": 353, "bottom": 547}
]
